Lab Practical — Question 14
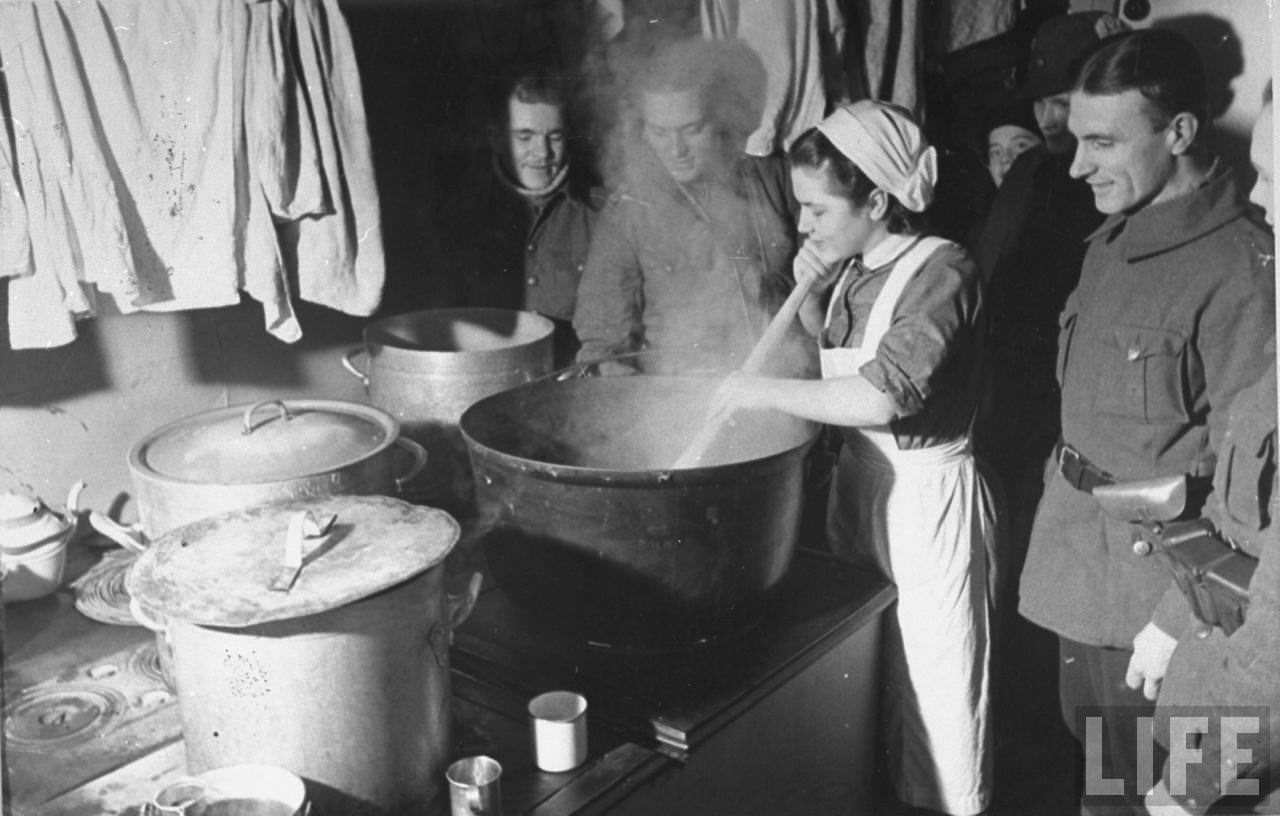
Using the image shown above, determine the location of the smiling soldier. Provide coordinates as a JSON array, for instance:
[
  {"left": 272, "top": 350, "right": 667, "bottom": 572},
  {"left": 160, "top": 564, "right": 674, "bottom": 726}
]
[
  {"left": 451, "top": 71, "right": 603, "bottom": 364},
  {"left": 1016, "top": 29, "right": 1276, "bottom": 816}
]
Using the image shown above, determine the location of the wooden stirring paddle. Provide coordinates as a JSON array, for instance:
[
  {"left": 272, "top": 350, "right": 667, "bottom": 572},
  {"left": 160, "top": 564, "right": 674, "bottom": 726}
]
[{"left": 671, "top": 276, "right": 817, "bottom": 469}]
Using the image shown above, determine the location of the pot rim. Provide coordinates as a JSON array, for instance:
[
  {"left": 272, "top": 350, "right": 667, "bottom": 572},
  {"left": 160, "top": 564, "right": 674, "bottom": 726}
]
[
  {"left": 364, "top": 307, "right": 555, "bottom": 359},
  {"left": 128, "top": 399, "right": 401, "bottom": 486},
  {"left": 461, "top": 423, "right": 818, "bottom": 487}
]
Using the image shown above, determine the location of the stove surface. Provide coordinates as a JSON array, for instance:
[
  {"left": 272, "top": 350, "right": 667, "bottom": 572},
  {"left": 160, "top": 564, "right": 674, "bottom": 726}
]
[{"left": 451, "top": 548, "right": 894, "bottom": 756}]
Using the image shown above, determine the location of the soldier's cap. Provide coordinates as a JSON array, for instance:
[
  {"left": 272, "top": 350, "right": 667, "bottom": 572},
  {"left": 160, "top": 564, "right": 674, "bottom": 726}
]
[{"left": 1019, "top": 12, "right": 1128, "bottom": 102}]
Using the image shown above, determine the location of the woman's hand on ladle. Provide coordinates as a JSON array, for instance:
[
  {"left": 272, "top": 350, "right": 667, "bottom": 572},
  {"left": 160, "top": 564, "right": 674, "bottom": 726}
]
[
  {"left": 792, "top": 241, "right": 845, "bottom": 294},
  {"left": 793, "top": 241, "right": 844, "bottom": 336}
]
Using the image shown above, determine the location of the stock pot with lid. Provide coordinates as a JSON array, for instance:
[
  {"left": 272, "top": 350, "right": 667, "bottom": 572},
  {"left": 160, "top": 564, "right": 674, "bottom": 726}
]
[
  {"left": 126, "top": 494, "right": 475, "bottom": 815},
  {"left": 127, "top": 399, "right": 426, "bottom": 538}
]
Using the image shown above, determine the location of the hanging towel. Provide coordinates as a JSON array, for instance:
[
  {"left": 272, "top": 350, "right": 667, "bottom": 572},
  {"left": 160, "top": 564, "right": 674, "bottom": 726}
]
[{"left": 283, "top": 0, "right": 384, "bottom": 318}]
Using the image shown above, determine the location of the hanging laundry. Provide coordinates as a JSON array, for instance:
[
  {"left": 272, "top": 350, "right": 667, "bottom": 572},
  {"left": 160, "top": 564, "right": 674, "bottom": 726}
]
[
  {"left": 699, "top": 0, "right": 847, "bottom": 156},
  {"left": 0, "top": 0, "right": 384, "bottom": 350}
]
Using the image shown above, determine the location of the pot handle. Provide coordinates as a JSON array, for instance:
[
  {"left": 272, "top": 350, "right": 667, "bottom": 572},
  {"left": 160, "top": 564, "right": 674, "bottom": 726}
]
[
  {"left": 89, "top": 511, "right": 149, "bottom": 553},
  {"left": 65, "top": 480, "right": 86, "bottom": 516},
  {"left": 341, "top": 347, "right": 370, "bottom": 387},
  {"left": 242, "top": 400, "right": 293, "bottom": 435},
  {"left": 448, "top": 572, "right": 483, "bottom": 631},
  {"left": 428, "top": 572, "right": 482, "bottom": 667},
  {"left": 392, "top": 438, "right": 429, "bottom": 493}
]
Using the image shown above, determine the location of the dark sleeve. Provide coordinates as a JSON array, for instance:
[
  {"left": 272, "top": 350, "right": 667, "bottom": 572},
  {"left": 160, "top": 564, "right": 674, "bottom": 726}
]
[
  {"left": 740, "top": 153, "right": 800, "bottom": 299},
  {"left": 1160, "top": 369, "right": 1280, "bottom": 813},
  {"left": 858, "top": 243, "right": 982, "bottom": 418},
  {"left": 971, "top": 147, "right": 1040, "bottom": 281},
  {"left": 572, "top": 197, "right": 644, "bottom": 362},
  {"left": 741, "top": 153, "right": 800, "bottom": 225},
  {"left": 1161, "top": 536, "right": 1280, "bottom": 814}
]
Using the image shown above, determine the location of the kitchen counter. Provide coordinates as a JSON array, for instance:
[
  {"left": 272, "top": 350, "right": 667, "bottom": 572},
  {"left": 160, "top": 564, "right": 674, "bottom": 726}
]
[{"left": 4, "top": 540, "right": 894, "bottom": 816}]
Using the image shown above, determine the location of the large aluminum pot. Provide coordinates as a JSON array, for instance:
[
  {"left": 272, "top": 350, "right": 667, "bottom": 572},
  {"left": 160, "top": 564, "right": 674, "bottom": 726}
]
[
  {"left": 128, "top": 399, "right": 427, "bottom": 538},
  {"left": 459, "top": 364, "right": 818, "bottom": 646},
  {"left": 126, "top": 495, "right": 479, "bottom": 816},
  {"left": 342, "top": 308, "right": 555, "bottom": 517}
]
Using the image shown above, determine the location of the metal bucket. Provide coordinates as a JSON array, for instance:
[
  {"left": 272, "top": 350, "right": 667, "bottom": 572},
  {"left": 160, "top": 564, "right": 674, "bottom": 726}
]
[{"left": 343, "top": 308, "right": 555, "bottom": 516}]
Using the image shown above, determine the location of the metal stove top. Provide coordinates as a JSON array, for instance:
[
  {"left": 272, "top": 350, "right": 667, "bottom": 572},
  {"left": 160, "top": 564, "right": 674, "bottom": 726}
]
[
  {"left": 450, "top": 547, "right": 894, "bottom": 758},
  {"left": 3, "top": 556, "right": 182, "bottom": 816}
]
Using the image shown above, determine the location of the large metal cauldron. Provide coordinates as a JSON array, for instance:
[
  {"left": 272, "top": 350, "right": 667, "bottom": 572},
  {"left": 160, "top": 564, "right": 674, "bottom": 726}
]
[{"left": 459, "top": 366, "right": 817, "bottom": 646}]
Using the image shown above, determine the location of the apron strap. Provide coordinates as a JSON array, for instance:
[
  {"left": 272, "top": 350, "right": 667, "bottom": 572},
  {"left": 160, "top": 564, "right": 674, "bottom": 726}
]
[{"left": 860, "top": 235, "right": 952, "bottom": 354}]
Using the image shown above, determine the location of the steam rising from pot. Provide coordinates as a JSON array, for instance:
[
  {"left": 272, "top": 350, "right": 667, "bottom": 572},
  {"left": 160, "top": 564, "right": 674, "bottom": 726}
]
[{"left": 574, "top": 29, "right": 819, "bottom": 455}]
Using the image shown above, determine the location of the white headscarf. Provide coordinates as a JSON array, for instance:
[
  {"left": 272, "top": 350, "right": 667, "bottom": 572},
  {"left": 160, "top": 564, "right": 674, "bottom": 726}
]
[{"left": 815, "top": 100, "right": 937, "bottom": 212}]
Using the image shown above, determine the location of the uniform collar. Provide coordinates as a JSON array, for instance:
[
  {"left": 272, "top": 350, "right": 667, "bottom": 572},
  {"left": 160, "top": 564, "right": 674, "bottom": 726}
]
[
  {"left": 860, "top": 232, "right": 921, "bottom": 271},
  {"left": 492, "top": 153, "right": 570, "bottom": 205},
  {"left": 1082, "top": 160, "right": 1247, "bottom": 262}
]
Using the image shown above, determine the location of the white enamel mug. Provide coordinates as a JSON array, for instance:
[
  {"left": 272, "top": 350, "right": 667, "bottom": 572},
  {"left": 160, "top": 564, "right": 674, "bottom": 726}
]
[{"left": 527, "top": 691, "right": 588, "bottom": 773}]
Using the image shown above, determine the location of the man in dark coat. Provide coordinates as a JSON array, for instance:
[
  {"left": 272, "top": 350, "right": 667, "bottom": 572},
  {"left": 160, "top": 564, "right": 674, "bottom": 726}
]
[
  {"left": 450, "top": 72, "right": 604, "bottom": 365},
  {"left": 972, "top": 14, "right": 1117, "bottom": 600}
]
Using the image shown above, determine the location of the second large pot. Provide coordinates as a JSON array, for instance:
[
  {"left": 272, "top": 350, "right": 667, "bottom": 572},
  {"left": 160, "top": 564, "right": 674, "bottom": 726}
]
[
  {"left": 460, "top": 371, "right": 818, "bottom": 645},
  {"left": 342, "top": 308, "right": 555, "bottom": 516},
  {"left": 128, "top": 399, "right": 426, "bottom": 538}
]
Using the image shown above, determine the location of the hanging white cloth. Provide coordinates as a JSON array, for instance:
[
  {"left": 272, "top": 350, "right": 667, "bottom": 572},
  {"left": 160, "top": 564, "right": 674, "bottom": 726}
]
[
  {"left": 821, "top": 234, "right": 993, "bottom": 816},
  {"left": 0, "top": 0, "right": 384, "bottom": 349},
  {"left": 699, "top": 0, "right": 846, "bottom": 156}
]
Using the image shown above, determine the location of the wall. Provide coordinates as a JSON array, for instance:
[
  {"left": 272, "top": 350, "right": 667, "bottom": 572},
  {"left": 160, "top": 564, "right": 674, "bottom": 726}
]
[
  {"left": 0, "top": 300, "right": 369, "bottom": 524},
  {"left": 1071, "top": 0, "right": 1274, "bottom": 179}
]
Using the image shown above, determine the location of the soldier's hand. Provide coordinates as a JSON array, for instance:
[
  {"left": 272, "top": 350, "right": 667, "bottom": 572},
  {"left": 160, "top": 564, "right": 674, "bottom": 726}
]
[
  {"left": 1125, "top": 622, "right": 1180, "bottom": 701},
  {"left": 1144, "top": 779, "right": 1195, "bottom": 815}
]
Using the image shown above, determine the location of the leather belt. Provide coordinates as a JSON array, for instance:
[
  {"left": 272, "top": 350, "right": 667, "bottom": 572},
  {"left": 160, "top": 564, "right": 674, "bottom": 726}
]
[{"left": 1056, "top": 440, "right": 1114, "bottom": 493}]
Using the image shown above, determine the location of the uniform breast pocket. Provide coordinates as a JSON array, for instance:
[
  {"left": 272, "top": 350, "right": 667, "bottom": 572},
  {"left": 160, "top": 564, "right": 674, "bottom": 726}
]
[{"left": 1094, "top": 326, "right": 1189, "bottom": 424}]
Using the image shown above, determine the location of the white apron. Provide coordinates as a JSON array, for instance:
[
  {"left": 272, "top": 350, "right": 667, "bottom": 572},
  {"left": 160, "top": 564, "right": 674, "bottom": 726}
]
[{"left": 821, "top": 235, "right": 994, "bottom": 816}]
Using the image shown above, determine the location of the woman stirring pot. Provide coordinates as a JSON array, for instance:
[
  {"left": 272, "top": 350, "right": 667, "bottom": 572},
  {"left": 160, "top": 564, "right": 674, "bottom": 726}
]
[{"left": 709, "top": 100, "right": 995, "bottom": 816}]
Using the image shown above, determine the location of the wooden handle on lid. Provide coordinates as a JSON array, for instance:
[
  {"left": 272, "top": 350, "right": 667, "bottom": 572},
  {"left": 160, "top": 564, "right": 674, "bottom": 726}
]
[{"left": 269, "top": 510, "right": 338, "bottom": 593}]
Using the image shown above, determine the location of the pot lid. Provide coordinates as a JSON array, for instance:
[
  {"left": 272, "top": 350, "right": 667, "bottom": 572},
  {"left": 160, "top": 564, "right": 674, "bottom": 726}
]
[
  {"left": 134, "top": 400, "right": 397, "bottom": 483},
  {"left": 126, "top": 495, "right": 458, "bottom": 627},
  {"left": 0, "top": 492, "right": 42, "bottom": 524}
]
